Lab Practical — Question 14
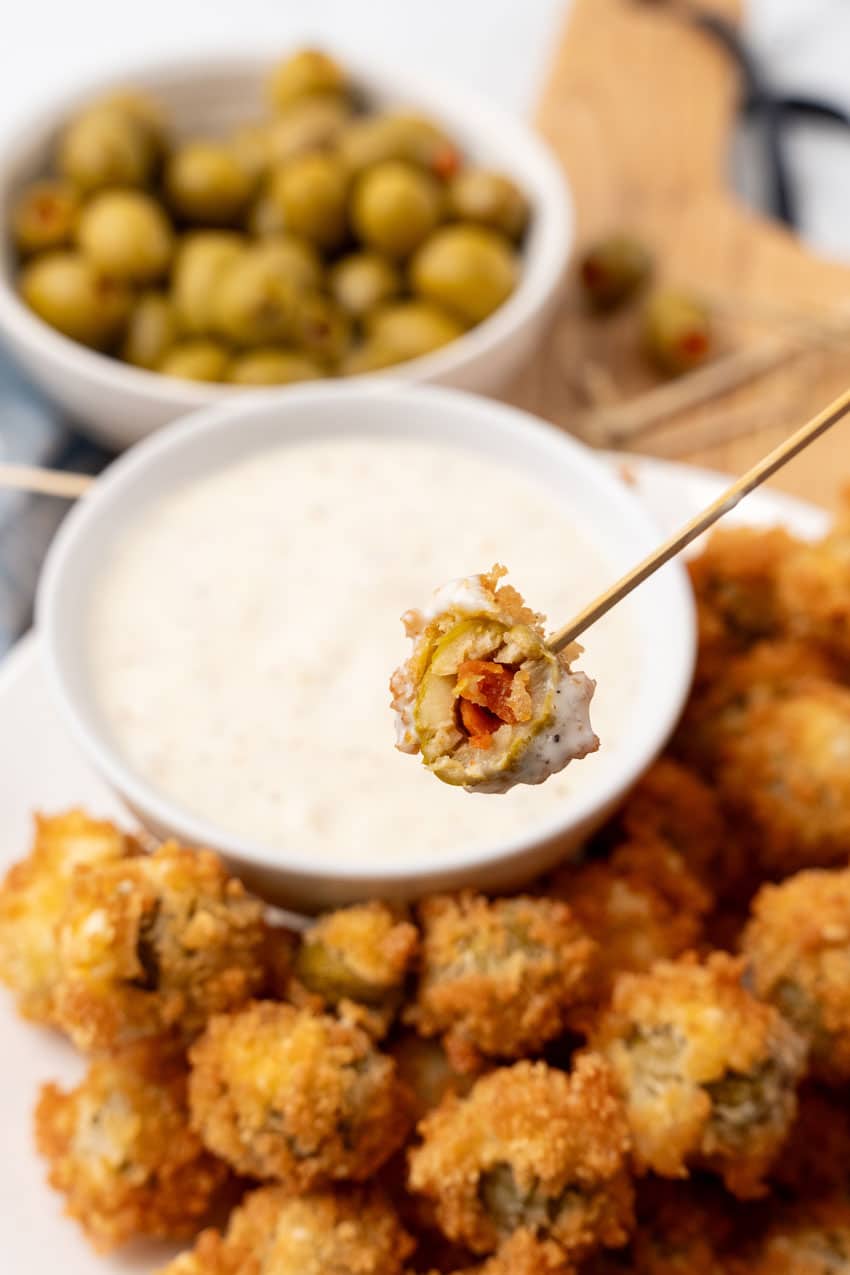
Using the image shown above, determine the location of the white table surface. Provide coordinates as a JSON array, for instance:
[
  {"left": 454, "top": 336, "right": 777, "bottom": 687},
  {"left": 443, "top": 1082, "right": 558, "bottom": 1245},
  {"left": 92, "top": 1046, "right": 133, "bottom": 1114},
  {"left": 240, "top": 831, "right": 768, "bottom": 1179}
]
[{"left": 2, "top": 0, "right": 850, "bottom": 257}]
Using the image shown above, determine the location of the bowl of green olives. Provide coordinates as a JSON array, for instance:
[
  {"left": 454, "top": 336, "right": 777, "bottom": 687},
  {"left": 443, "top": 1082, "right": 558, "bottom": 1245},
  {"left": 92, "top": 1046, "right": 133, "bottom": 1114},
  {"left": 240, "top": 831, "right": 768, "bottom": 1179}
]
[{"left": 0, "top": 49, "right": 572, "bottom": 448}]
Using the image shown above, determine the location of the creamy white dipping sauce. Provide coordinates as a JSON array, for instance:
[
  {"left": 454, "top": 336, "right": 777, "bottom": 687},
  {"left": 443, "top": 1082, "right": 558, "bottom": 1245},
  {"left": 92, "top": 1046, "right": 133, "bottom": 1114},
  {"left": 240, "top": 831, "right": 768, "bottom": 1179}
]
[{"left": 88, "top": 437, "right": 638, "bottom": 863}]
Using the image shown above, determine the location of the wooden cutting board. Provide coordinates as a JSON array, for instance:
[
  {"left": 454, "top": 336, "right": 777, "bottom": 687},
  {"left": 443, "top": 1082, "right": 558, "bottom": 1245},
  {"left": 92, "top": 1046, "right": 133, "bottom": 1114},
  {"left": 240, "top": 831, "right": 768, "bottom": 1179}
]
[{"left": 507, "top": 0, "right": 850, "bottom": 512}]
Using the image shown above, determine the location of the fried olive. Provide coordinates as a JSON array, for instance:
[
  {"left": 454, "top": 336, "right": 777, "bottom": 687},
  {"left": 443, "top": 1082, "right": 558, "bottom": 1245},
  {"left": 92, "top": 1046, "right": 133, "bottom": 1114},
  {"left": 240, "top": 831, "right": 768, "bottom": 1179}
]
[
  {"left": 158, "top": 339, "right": 231, "bottom": 382},
  {"left": 390, "top": 1031, "right": 474, "bottom": 1121},
  {"left": 579, "top": 234, "right": 653, "bottom": 312},
  {"left": 188, "top": 1001, "right": 411, "bottom": 1188},
  {"left": 76, "top": 189, "right": 174, "bottom": 282},
  {"left": 365, "top": 300, "right": 464, "bottom": 362},
  {"left": 166, "top": 141, "right": 254, "bottom": 224},
  {"left": 411, "top": 225, "right": 518, "bottom": 323},
  {"left": 171, "top": 230, "right": 246, "bottom": 334},
  {"left": 210, "top": 246, "right": 299, "bottom": 346},
  {"left": 265, "top": 94, "right": 351, "bottom": 166},
  {"left": 352, "top": 161, "right": 443, "bottom": 258},
  {"left": 20, "top": 251, "right": 131, "bottom": 348},
  {"left": 340, "top": 111, "right": 461, "bottom": 179},
  {"left": 267, "top": 48, "right": 349, "bottom": 111},
  {"left": 776, "top": 521, "right": 850, "bottom": 663},
  {"left": 58, "top": 104, "right": 157, "bottom": 192},
  {"left": 11, "top": 180, "right": 79, "bottom": 256},
  {"left": 227, "top": 348, "right": 323, "bottom": 385},
  {"left": 121, "top": 292, "right": 180, "bottom": 369},
  {"left": 329, "top": 251, "right": 401, "bottom": 317},
  {"left": 448, "top": 168, "right": 529, "bottom": 240},
  {"left": 268, "top": 152, "right": 349, "bottom": 249},
  {"left": 643, "top": 288, "right": 713, "bottom": 375}
]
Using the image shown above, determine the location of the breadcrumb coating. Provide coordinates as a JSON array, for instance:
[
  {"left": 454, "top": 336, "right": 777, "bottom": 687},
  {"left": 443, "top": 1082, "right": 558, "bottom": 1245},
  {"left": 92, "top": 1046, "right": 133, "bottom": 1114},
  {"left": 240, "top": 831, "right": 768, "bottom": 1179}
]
[
  {"left": 406, "top": 892, "right": 596, "bottom": 1071},
  {"left": 157, "top": 1185, "right": 414, "bottom": 1275},
  {"left": 777, "top": 521, "right": 850, "bottom": 664},
  {"left": 0, "top": 810, "right": 141, "bottom": 1024},
  {"left": 35, "top": 1044, "right": 227, "bottom": 1252},
  {"left": 444, "top": 1228, "right": 575, "bottom": 1274},
  {"left": 590, "top": 952, "right": 806, "bottom": 1197},
  {"left": 743, "top": 868, "right": 850, "bottom": 1084},
  {"left": 407, "top": 1054, "right": 633, "bottom": 1258},
  {"left": 188, "top": 1000, "right": 411, "bottom": 1187},
  {"left": 52, "top": 841, "right": 269, "bottom": 1051},
  {"left": 688, "top": 525, "right": 798, "bottom": 650}
]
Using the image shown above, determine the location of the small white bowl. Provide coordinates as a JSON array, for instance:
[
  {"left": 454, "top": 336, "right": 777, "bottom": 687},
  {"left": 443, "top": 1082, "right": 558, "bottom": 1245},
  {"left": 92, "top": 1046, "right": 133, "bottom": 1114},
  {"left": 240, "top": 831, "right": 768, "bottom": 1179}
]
[
  {"left": 37, "top": 383, "right": 695, "bottom": 910},
  {"left": 0, "top": 54, "right": 572, "bottom": 451}
]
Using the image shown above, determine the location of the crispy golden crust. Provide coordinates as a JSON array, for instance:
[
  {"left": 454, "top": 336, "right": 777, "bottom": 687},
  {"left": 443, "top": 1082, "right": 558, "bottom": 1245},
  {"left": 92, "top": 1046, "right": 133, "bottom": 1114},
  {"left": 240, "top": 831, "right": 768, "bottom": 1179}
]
[
  {"left": 188, "top": 1000, "right": 411, "bottom": 1188},
  {"left": 407, "top": 1054, "right": 633, "bottom": 1259},
  {"left": 549, "top": 841, "right": 711, "bottom": 1014},
  {"left": 777, "top": 527, "right": 850, "bottom": 663},
  {"left": 590, "top": 952, "right": 806, "bottom": 1198},
  {"left": 715, "top": 682, "right": 850, "bottom": 877},
  {"left": 730, "top": 1197, "right": 850, "bottom": 1274},
  {"left": 291, "top": 901, "right": 419, "bottom": 1038},
  {"left": 52, "top": 841, "right": 269, "bottom": 1051},
  {"left": 445, "top": 1229, "right": 575, "bottom": 1274},
  {"left": 157, "top": 1185, "right": 414, "bottom": 1275},
  {"left": 35, "top": 1044, "right": 227, "bottom": 1252},
  {"left": 688, "top": 525, "right": 798, "bottom": 650},
  {"left": 0, "top": 810, "right": 141, "bottom": 1024},
  {"left": 743, "top": 868, "right": 850, "bottom": 1084},
  {"left": 406, "top": 893, "right": 596, "bottom": 1071}
]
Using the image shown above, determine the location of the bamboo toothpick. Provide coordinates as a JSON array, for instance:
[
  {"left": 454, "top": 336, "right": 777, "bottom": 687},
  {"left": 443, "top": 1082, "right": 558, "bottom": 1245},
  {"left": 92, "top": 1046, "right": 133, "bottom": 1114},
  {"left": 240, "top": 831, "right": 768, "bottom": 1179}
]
[
  {"left": 549, "top": 383, "right": 850, "bottom": 653},
  {"left": 0, "top": 464, "right": 95, "bottom": 499}
]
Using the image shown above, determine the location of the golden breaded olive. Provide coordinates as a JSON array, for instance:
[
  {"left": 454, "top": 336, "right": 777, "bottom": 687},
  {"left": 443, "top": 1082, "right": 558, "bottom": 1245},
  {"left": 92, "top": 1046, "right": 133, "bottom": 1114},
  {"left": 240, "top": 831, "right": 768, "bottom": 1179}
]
[
  {"left": 211, "top": 246, "right": 299, "bottom": 346},
  {"left": 267, "top": 48, "right": 349, "bottom": 111},
  {"left": 579, "top": 233, "right": 653, "bottom": 312},
  {"left": 411, "top": 225, "right": 518, "bottom": 323},
  {"left": 166, "top": 141, "right": 254, "bottom": 224},
  {"left": 20, "top": 251, "right": 131, "bottom": 348},
  {"left": 171, "top": 231, "right": 246, "bottom": 335},
  {"left": 58, "top": 105, "right": 156, "bottom": 193},
  {"left": 266, "top": 94, "right": 351, "bottom": 166},
  {"left": 254, "top": 234, "right": 323, "bottom": 292},
  {"left": 227, "top": 348, "right": 324, "bottom": 385},
  {"left": 121, "top": 292, "right": 179, "bottom": 369},
  {"left": 643, "top": 288, "right": 713, "bottom": 375},
  {"left": 157, "top": 339, "right": 230, "bottom": 382},
  {"left": 11, "top": 180, "right": 79, "bottom": 256},
  {"left": 352, "top": 161, "right": 443, "bottom": 259},
  {"left": 329, "top": 251, "right": 400, "bottom": 318},
  {"left": 290, "top": 292, "right": 352, "bottom": 362},
  {"left": 269, "top": 153, "right": 349, "bottom": 249},
  {"left": 448, "top": 168, "right": 529, "bottom": 240},
  {"left": 339, "top": 112, "right": 461, "bottom": 179},
  {"left": 366, "top": 300, "right": 464, "bottom": 362},
  {"left": 76, "top": 190, "right": 174, "bottom": 283}
]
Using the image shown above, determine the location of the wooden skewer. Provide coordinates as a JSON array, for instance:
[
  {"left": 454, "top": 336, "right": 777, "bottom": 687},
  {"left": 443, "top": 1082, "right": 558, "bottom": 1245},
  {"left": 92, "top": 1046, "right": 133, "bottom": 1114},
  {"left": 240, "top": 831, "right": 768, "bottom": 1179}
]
[
  {"left": 0, "top": 464, "right": 95, "bottom": 499},
  {"left": 549, "top": 383, "right": 850, "bottom": 653}
]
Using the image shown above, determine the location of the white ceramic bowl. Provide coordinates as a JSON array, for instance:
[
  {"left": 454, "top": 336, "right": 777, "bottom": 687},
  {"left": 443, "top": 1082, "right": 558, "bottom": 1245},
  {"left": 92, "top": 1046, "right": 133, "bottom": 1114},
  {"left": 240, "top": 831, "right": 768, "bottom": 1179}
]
[
  {"left": 0, "top": 54, "right": 572, "bottom": 451},
  {"left": 37, "top": 383, "right": 695, "bottom": 910}
]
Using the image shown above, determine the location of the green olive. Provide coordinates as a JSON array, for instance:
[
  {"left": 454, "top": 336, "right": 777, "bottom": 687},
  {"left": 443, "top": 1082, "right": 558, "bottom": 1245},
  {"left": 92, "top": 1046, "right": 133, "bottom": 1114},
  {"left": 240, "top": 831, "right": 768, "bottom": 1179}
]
[
  {"left": 157, "top": 339, "right": 230, "bottom": 382},
  {"left": 352, "top": 161, "right": 442, "bottom": 259},
  {"left": 579, "top": 233, "right": 653, "bottom": 312},
  {"left": 227, "top": 348, "right": 324, "bottom": 385},
  {"left": 448, "top": 168, "right": 529, "bottom": 240},
  {"left": 365, "top": 300, "right": 464, "bottom": 362},
  {"left": 166, "top": 141, "right": 255, "bottom": 224},
  {"left": 253, "top": 234, "right": 323, "bottom": 292},
  {"left": 171, "top": 231, "right": 246, "bottom": 334},
  {"left": 76, "top": 189, "right": 174, "bottom": 283},
  {"left": 11, "top": 180, "right": 79, "bottom": 256},
  {"left": 339, "top": 112, "right": 461, "bottom": 179},
  {"left": 58, "top": 105, "right": 156, "bottom": 193},
  {"left": 643, "top": 288, "right": 713, "bottom": 375},
  {"left": 97, "top": 90, "right": 169, "bottom": 160},
  {"left": 339, "top": 340, "right": 403, "bottom": 376},
  {"left": 290, "top": 292, "right": 352, "bottom": 362},
  {"left": 411, "top": 224, "right": 518, "bottom": 323},
  {"left": 329, "top": 251, "right": 400, "bottom": 318},
  {"left": 267, "top": 48, "right": 349, "bottom": 111},
  {"left": 211, "top": 246, "right": 299, "bottom": 346},
  {"left": 20, "top": 251, "right": 131, "bottom": 348},
  {"left": 268, "top": 152, "right": 349, "bottom": 250},
  {"left": 228, "top": 121, "right": 271, "bottom": 182},
  {"left": 121, "top": 292, "right": 179, "bottom": 369},
  {"left": 265, "top": 94, "right": 351, "bottom": 166}
]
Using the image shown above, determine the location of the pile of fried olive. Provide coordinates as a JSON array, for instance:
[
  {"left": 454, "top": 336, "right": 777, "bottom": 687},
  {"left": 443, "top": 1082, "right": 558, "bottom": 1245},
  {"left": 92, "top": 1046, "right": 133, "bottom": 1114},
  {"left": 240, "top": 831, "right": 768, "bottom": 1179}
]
[{"left": 10, "top": 49, "right": 529, "bottom": 385}]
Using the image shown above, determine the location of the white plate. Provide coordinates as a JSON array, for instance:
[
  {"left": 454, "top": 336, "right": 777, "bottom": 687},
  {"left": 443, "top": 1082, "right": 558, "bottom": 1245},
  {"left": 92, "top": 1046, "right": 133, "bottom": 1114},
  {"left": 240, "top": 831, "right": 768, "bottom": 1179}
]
[{"left": 0, "top": 454, "right": 830, "bottom": 1272}]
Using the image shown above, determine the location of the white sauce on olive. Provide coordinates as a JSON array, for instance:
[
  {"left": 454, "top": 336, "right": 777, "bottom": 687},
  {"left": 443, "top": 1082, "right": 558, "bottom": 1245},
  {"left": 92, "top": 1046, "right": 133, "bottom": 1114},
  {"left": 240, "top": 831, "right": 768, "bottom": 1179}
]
[{"left": 87, "top": 437, "right": 638, "bottom": 862}]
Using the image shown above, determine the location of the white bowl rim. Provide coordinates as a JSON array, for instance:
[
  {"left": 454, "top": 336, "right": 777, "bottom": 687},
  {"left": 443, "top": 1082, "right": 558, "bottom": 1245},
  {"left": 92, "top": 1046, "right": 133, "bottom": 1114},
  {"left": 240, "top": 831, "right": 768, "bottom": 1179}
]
[
  {"left": 37, "top": 380, "right": 696, "bottom": 882},
  {"left": 0, "top": 50, "right": 572, "bottom": 405}
]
